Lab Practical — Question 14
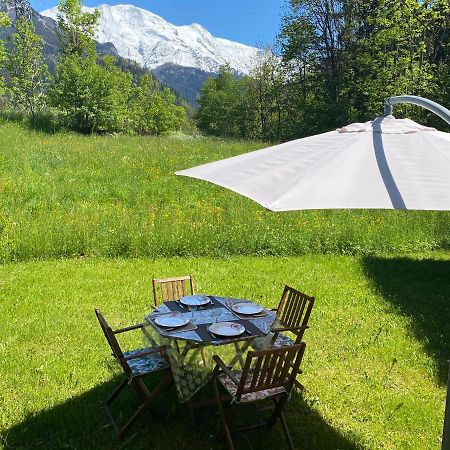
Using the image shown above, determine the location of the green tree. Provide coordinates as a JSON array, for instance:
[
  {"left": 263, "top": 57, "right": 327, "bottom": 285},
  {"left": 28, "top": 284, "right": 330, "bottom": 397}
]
[
  {"left": 131, "top": 74, "right": 185, "bottom": 135},
  {"left": 50, "top": 0, "right": 133, "bottom": 133},
  {"left": 56, "top": 0, "right": 99, "bottom": 57},
  {"left": 195, "top": 66, "right": 242, "bottom": 137},
  {"left": 277, "top": 0, "right": 433, "bottom": 135},
  {"left": 8, "top": 17, "right": 49, "bottom": 116},
  {"left": 249, "top": 50, "right": 288, "bottom": 141},
  {"left": 0, "top": 13, "right": 11, "bottom": 98},
  {"left": 49, "top": 55, "right": 132, "bottom": 133},
  {"left": 49, "top": 0, "right": 188, "bottom": 135},
  {"left": 424, "top": 0, "right": 450, "bottom": 128}
]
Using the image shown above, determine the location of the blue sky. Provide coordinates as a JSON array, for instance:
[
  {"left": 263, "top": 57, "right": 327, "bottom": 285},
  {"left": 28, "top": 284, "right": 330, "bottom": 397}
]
[{"left": 30, "top": 0, "right": 287, "bottom": 47}]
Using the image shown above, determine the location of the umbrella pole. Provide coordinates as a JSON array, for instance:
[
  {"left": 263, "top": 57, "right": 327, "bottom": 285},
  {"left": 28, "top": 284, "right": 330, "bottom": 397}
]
[
  {"left": 382, "top": 95, "right": 450, "bottom": 450},
  {"left": 443, "top": 361, "right": 450, "bottom": 450}
]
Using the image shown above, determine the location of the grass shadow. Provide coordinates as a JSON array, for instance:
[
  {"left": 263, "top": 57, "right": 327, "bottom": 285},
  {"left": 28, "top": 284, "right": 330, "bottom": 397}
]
[
  {"left": 363, "top": 256, "right": 450, "bottom": 384},
  {"left": 2, "top": 376, "right": 363, "bottom": 450}
]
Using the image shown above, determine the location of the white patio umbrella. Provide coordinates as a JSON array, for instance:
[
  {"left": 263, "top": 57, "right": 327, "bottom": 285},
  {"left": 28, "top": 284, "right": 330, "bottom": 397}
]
[
  {"left": 177, "top": 115, "right": 450, "bottom": 212},
  {"left": 176, "top": 95, "right": 450, "bottom": 449}
]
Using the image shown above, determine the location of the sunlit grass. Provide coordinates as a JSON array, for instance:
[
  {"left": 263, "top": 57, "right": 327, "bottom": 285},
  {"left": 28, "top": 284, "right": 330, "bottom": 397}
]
[
  {"left": 0, "top": 255, "right": 447, "bottom": 449},
  {"left": 0, "top": 121, "right": 449, "bottom": 262}
]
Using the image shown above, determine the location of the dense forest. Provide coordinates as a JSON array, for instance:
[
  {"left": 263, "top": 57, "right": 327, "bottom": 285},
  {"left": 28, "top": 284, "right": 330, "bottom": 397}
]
[
  {"left": 196, "top": 0, "right": 450, "bottom": 141},
  {"left": 0, "top": 0, "right": 186, "bottom": 134}
]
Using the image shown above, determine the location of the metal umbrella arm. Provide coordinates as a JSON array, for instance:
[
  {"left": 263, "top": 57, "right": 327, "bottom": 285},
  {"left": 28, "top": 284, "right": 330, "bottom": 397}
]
[
  {"left": 384, "top": 95, "right": 450, "bottom": 126},
  {"left": 384, "top": 94, "right": 450, "bottom": 450}
]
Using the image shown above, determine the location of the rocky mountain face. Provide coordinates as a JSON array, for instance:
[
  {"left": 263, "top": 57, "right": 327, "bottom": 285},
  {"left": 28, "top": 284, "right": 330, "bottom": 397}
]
[
  {"left": 41, "top": 4, "right": 258, "bottom": 75},
  {"left": 2, "top": 4, "right": 258, "bottom": 105},
  {"left": 0, "top": 4, "right": 118, "bottom": 72}
]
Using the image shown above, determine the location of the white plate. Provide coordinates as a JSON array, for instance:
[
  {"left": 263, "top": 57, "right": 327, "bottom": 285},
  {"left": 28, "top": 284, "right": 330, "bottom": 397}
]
[
  {"left": 155, "top": 312, "right": 189, "bottom": 328},
  {"left": 209, "top": 322, "right": 245, "bottom": 337},
  {"left": 180, "top": 295, "right": 210, "bottom": 306},
  {"left": 231, "top": 303, "right": 264, "bottom": 315}
]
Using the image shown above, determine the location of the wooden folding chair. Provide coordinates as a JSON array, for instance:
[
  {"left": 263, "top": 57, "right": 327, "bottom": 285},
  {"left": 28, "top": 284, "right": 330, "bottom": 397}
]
[
  {"left": 152, "top": 275, "right": 195, "bottom": 307},
  {"left": 95, "top": 309, "right": 173, "bottom": 438},
  {"left": 270, "top": 285, "right": 315, "bottom": 349},
  {"left": 152, "top": 275, "right": 209, "bottom": 366},
  {"left": 213, "top": 343, "right": 306, "bottom": 450}
]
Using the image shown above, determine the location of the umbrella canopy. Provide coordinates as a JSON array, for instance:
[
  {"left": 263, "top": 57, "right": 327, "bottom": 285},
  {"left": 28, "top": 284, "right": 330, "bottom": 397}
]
[{"left": 176, "top": 116, "right": 450, "bottom": 211}]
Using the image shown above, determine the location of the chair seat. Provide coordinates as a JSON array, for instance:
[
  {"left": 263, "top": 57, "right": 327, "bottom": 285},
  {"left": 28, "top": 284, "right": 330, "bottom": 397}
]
[
  {"left": 251, "top": 332, "right": 295, "bottom": 351},
  {"left": 123, "top": 348, "right": 170, "bottom": 377},
  {"left": 218, "top": 371, "right": 287, "bottom": 403},
  {"left": 273, "top": 333, "right": 295, "bottom": 348}
]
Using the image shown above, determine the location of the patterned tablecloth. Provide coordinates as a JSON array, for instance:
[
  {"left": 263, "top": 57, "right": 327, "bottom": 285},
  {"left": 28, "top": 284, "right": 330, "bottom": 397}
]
[{"left": 143, "top": 296, "right": 276, "bottom": 403}]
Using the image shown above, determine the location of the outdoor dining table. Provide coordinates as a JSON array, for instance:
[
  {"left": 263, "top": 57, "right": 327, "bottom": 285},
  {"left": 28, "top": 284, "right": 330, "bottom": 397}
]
[{"left": 142, "top": 295, "right": 277, "bottom": 403}]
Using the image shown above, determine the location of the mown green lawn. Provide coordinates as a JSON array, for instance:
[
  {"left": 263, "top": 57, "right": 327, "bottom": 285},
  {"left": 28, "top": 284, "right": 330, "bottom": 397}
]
[
  {"left": 0, "top": 121, "right": 449, "bottom": 262},
  {"left": 1, "top": 254, "right": 448, "bottom": 449}
]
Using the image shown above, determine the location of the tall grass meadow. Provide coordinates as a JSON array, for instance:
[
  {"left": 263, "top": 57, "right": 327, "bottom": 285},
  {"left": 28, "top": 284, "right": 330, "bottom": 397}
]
[{"left": 0, "top": 121, "right": 449, "bottom": 262}]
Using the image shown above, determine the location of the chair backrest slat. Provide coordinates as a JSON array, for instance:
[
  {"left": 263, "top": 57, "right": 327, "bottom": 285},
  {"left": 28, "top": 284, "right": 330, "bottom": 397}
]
[
  {"left": 95, "top": 309, "right": 131, "bottom": 375},
  {"left": 166, "top": 281, "right": 173, "bottom": 300},
  {"left": 273, "top": 352, "right": 286, "bottom": 384},
  {"left": 276, "top": 285, "right": 315, "bottom": 343},
  {"left": 265, "top": 352, "right": 281, "bottom": 386},
  {"left": 249, "top": 354, "right": 263, "bottom": 390},
  {"left": 292, "top": 296, "right": 306, "bottom": 327},
  {"left": 256, "top": 353, "right": 272, "bottom": 389},
  {"left": 235, "top": 344, "right": 306, "bottom": 401},
  {"left": 152, "top": 275, "right": 195, "bottom": 306}
]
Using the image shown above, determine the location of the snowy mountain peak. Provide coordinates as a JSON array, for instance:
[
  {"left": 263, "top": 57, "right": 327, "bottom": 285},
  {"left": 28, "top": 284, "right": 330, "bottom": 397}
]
[{"left": 41, "top": 3, "right": 258, "bottom": 75}]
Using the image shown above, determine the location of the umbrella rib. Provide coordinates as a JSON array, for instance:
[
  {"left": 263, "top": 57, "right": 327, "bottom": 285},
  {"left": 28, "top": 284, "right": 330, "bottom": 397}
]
[{"left": 372, "top": 123, "right": 407, "bottom": 209}]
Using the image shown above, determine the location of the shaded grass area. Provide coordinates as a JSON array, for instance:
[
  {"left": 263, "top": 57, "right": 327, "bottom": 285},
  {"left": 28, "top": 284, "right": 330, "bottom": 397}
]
[
  {"left": 0, "top": 121, "right": 449, "bottom": 262},
  {"left": 1, "top": 377, "right": 361, "bottom": 450},
  {"left": 363, "top": 255, "right": 450, "bottom": 384},
  {"left": 0, "top": 255, "right": 447, "bottom": 449}
]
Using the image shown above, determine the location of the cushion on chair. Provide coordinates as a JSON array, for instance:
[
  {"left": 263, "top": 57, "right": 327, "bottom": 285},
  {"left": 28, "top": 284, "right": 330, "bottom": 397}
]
[
  {"left": 273, "top": 333, "right": 295, "bottom": 348},
  {"left": 123, "top": 348, "right": 169, "bottom": 376},
  {"left": 218, "top": 371, "right": 287, "bottom": 403},
  {"left": 251, "top": 333, "right": 295, "bottom": 351}
]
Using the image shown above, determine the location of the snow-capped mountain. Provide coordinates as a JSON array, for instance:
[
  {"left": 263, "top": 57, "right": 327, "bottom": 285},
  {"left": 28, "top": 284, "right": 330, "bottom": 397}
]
[{"left": 41, "top": 3, "right": 259, "bottom": 75}]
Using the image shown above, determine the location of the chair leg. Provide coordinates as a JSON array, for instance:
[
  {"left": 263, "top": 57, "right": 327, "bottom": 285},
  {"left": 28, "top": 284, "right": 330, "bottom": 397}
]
[
  {"left": 118, "top": 373, "right": 173, "bottom": 438},
  {"left": 132, "top": 378, "right": 149, "bottom": 401},
  {"left": 117, "top": 395, "right": 153, "bottom": 438},
  {"left": 105, "top": 377, "right": 128, "bottom": 406},
  {"left": 279, "top": 410, "right": 295, "bottom": 450},
  {"left": 267, "top": 396, "right": 288, "bottom": 429},
  {"left": 105, "top": 372, "right": 173, "bottom": 439},
  {"left": 201, "top": 348, "right": 207, "bottom": 367},
  {"left": 213, "top": 378, "right": 235, "bottom": 450},
  {"left": 103, "top": 378, "right": 129, "bottom": 436}
]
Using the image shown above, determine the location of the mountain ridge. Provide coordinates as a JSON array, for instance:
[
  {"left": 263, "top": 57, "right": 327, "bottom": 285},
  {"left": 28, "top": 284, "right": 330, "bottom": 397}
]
[{"left": 41, "top": 3, "right": 258, "bottom": 75}]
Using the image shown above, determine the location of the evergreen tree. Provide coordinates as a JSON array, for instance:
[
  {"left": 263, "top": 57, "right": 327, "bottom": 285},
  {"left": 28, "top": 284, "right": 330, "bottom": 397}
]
[{"left": 8, "top": 17, "right": 49, "bottom": 116}]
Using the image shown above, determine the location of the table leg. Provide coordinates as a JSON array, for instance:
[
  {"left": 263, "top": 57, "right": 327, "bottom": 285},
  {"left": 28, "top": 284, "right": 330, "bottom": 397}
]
[
  {"left": 229, "top": 340, "right": 252, "bottom": 369},
  {"left": 186, "top": 347, "right": 202, "bottom": 365}
]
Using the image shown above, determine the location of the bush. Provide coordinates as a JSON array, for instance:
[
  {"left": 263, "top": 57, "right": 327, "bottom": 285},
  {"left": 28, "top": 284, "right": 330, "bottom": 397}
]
[{"left": 48, "top": 55, "right": 132, "bottom": 134}]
